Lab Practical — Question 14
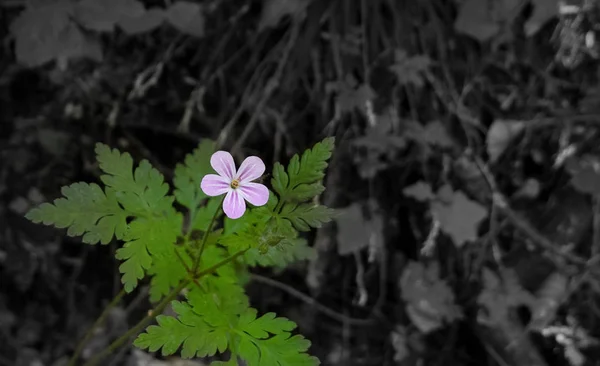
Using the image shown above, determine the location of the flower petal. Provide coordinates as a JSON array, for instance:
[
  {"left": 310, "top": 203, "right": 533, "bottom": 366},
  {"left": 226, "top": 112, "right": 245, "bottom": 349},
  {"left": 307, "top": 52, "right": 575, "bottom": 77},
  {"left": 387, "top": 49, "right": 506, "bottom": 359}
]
[
  {"left": 223, "top": 189, "right": 246, "bottom": 219},
  {"left": 236, "top": 156, "right": 265, "bottom": 183},
  {"left": 200, "top": 174, "right": 231, "bottom": 196},
  {"left": 238, "top": 182, "right": 269, "bottom": 207},
  {"left": 210, "top": 151, "right": 236, "bottom": 180}
]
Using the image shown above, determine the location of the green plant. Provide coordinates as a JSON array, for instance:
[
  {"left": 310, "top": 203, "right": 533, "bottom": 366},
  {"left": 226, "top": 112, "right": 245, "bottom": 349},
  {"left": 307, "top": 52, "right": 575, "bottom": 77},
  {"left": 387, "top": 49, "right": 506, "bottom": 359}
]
[{"left": 26, "top": 137, "right": 335, "bottom": 366}]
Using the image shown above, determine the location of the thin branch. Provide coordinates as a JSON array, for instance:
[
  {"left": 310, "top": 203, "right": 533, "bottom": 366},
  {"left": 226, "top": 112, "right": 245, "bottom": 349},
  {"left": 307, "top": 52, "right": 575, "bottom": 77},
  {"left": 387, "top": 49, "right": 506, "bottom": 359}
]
[{"left": 250, "top": 273, "right": 375, "bottom": 326}]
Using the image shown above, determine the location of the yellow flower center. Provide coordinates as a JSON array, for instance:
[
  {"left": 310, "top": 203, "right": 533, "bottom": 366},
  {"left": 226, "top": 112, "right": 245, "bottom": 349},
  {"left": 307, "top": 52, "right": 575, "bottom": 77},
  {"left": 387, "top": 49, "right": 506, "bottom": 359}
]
[{"left": 230, "top": 179, "right": 240, "bottom": 189}]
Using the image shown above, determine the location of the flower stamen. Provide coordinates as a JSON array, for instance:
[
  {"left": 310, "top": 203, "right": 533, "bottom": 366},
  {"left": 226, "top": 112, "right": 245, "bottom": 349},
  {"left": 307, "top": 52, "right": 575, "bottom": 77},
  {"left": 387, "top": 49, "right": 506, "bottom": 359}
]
[{"left": 230, "top": 179, "right": 240, "bottom": 189}]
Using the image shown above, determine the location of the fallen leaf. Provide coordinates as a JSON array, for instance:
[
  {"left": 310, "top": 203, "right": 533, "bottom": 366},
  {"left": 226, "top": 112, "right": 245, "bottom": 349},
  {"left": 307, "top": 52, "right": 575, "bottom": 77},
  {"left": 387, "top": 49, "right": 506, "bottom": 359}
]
[
  {"left": 9, "top": 1, "right": 103, "bottom": 67},
  {"left": 165, "top": 1, "right": 205, "bottom": 37},
  {"left": 259, "top": 0, "right": 309, "bottom": 31},
  {"left": 511, "top": 178, "right": 541, "bottom": 200},
  {"left": 526, "top": 0, "right": 559, "bottom": 36},
  {"left": 454, "top": 0, "right": 500, "bottom": 42},
  {"left": 335, "top": 203, "right": 369, "bottom": 255},
  {"left": 435, "top": 184, "right": 454, "bottom": 204},
  {"left": 118, "top": 8, "right": 165, "bottom": 35},
  {"left": 390, "top": 326, "right": 410, "bottom": 362},
  {"left": 423, "top": 120, "right": 454, "bottom": 148},
  {"left": 566, "top": 155, "right": 600, "bottom": 196},
  {"left": 486, "top": 119, "right": 524, "bottom": 163},
  {"left": 37, "top": 128, "right": 70, "bottom": 157},
  {"left": 400, "top": 261, "right": 463, "bottom": 333},
  {"left": 403, "top": 181, "right": 435, "bottom": 202},
  {"left": 529, "top": 272, "right": 568, "bottom": 330},
  {"left": 477, "top": 267, "right": 535, "bottom": 326},
  {"left": 328, "top": 75, "right": 376, "bottom": 116},
  {"left": 389, "top": 49, "right": 432, "bottom": 88},
  {"left": 564, "top": 344, "right": 585, "bottom": 366},
  {"left": 432, "top": 189, "right": 487, "bottom": 246},
  {"left": 74, "top": 0, "right": 145, "bottom": 32}
]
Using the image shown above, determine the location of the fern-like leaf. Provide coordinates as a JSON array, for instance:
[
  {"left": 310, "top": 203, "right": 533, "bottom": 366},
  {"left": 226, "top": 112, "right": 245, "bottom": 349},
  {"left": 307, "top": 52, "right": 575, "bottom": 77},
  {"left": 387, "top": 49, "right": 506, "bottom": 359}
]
[
  {"left": 236, "top": 308, "right": 319, "bottom": 366},
  {"left": 148, "top": 247, "right": 190, "bottom": 302},
  {"left": 242, "top": 238, "right": 316, "bottom": 268},
  {"left": 135, "top": 300, "right": 228, "bottom": 358},
  {"left": 280, "top": 203, "right": 335, "bottom": 232},
  {"left": 95, "top": 143, "right": 173, "bottom": 215},
  {"left": 135, "top": 298, "right": 318, "bottom": 366},
  {"left": 173, "top": 140, "right": 216, "bottom": 210},
  {"left": 272, "top": 137, "right": 334, "bottom": 202},
  {"left": 25, "top": 183, "right": 127, "bottom": 244},
  {"left": 116, "top": 209, "right": 182, "bottom": 292}
]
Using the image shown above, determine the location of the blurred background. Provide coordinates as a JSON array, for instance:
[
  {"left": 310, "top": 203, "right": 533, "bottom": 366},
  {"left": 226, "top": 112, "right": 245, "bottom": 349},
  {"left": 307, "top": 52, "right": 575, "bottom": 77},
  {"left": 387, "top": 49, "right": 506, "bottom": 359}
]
[{"left": 3, "top": 0, "right": 600, "bottom": 365}]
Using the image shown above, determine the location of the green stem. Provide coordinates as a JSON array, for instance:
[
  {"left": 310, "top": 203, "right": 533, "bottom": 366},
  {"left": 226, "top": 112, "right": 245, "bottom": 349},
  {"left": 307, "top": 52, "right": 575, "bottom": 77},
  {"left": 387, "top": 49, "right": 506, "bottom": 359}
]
[
  {"left": 81, "top": 249, "right": 247, "bottom": 366},
  {"left": 68, "top": 289, "right": 126, "bottom": 366},
  {"left": 192, "top": 196, "right": 224, "bottom": 274},
  {"left": 81, "top": 280, "right": 190, "bottom": 366},
  {"left": 193, "top": 248, "right": 248, "bottom": 279}
]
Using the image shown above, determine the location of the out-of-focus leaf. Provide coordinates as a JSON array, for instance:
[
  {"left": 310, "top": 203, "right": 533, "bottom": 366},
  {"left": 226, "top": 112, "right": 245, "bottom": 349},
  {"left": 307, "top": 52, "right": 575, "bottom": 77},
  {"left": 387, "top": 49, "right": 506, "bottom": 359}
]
[
  {"left": 566, "top": 155, "right": 600, "bottom": 196},
  {"left": 335, "top": 203, "right": 368, "bottom": 255},
  {"left": 486, "top": 119, "right": 524, "bottom": 163},
  {"left": 259, "top": 0, "right": 309, "bottom": 31},
  {"left": 526, "top": 0, "right": 559, "bottom": 36},
  {"left": 37, "top": 128, "right": 70, "bottom": 157},
  {"left": 565, "top": 344, "right": 585, "bottom": 366},
  {"left": 403, "top": 181, "right": 434, "bottom": 202},
  {"left": 118, "top": 8, "right": 165, "bottom": 35},
  {"left": 511, "top": 178, "right": 541, "bottom": 200},
  {"left": 400, "top": 261, "right": 463, "bottom": 333},
  {"left": 352, "top": 111, "right": 407, "bottom": 154},
  {"left": 326, "top": 75, "right": 376, "bottom": 116},
  {"left": 454, "top": 0, "right": 500, "bottom": 42},
  {"left": 74, "top": 0, "right": 145, "bottom": 32},
  {"left": 390, "top": 326, "right": 410, "bottom": 362},
  {"left": 389, "top": 49, "right": 432, "bottom": 88},
  {"left": 528, "top": 271, "right": 568, "bottom": 330},
  {"left": 431, "top": 188, "right": 487, "bottom": 246},
  {"left": 477, "top": 267, "right": 535, "bottom": 326},
  {"left": 422, "top": 121, "right": 454, "bottom": 148},
  {"left": 165, "top": 1, "right": 205, "bottom": 37},
  {"left": 10, "top": 1, "right": 103, "bottom": 67}
]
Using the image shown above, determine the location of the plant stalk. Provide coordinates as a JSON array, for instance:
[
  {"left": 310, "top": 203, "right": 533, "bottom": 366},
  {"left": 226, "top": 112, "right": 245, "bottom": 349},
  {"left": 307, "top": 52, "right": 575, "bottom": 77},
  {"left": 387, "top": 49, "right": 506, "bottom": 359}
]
[
  {"left": 81, "top": 249, "right": 247, "bottom": 366},
  {"left": 68, "top": 288, "right": 126, "bottom": 366},
  {"left": 192, "top": 196, "right": 224, "bottom": 273}
]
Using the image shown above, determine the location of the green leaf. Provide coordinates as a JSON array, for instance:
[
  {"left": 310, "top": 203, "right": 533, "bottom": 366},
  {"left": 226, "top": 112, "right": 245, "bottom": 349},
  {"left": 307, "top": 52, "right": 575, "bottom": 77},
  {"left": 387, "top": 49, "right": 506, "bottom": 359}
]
[
  {"left": 96, "top": 143, "right": 173, "bottom": 216},
  {"left": 136, "top": 287, "right": 319, "bottom": 365},
  {"left": 287, "top": 183, "right": 325, "bottom": 202},
  {"left": 148, "top": 247, "right": 190, "bottom": 302},
  {"left": 243, "top": 238, "right": 316, "bottom": 268},
  {"left": 272, "top": 137, "right": 334, "bottom": 202},
  {"left": 271, "top": 162, "right": 289, "bottom": 198},
  {"left": 293, "top": 137, "right": 335, "bottom": 187},
  {"left": 191, "top": 197, "right": 222, "bottom": 231},
  {"left": 135, "top": 300, "right": 224, "bottom": 358},
  {"left": 173, "top": 140, "right": 216, "bottom": 210},
  {"left": 25, "top": 182, "right": 127, "bottom": 245},
  {"left": 238, "top": 308, "right": 296, "bottom": 338},
  {"left": 136, "top": 278, "right": 248, "bottom": 358},
  {"left": 280, "top": 203, "right": 335, "bottom": 232},
  {"left": 116, "top": 210, "right": 182, "bottom": 292},
  {"left": 236, "top": 308, "right": 319, "bottom": 366}
]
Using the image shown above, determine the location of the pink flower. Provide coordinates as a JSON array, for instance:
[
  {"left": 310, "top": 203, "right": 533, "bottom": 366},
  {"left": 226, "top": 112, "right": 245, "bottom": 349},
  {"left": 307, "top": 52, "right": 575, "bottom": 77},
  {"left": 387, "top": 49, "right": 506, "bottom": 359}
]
[{"left": 200, "top": 151, "right": 269, "bottom": 219}]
